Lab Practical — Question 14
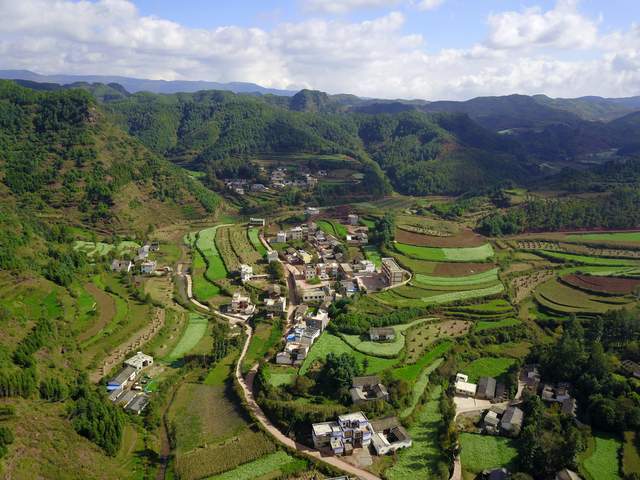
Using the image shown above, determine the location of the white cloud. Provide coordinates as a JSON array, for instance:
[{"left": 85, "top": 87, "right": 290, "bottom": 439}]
[
  {"left": 301, "top": 0, "right": 401, "bottom": 14},
  {"left": 414, "top": 0, "right": 444, "bottom": 11},
  {"left": 0, "top": 0, "right": 639, "bottom": 100},
  {"left": 486, "top": 0, "right": 598, "bottom": 50}
]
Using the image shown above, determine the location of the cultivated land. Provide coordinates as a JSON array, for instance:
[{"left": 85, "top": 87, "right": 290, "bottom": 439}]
[
  {"left": 460, "top": 433, "right": 518, "bottom": 474},
  {"left": 166, "top": 313, "right": 209, "bottom": 361},
  {"left": 580, "top": 434, "right": 622, "bottom": 480}
]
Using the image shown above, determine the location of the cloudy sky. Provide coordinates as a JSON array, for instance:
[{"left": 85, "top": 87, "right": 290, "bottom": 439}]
[{"left": 1, "top": 0, "right": 639, "bottom": 100}]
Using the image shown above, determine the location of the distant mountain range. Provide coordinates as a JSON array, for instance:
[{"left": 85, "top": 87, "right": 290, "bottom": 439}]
[{"left": 0, "top": 69, "right": 297, "bottom": 96}]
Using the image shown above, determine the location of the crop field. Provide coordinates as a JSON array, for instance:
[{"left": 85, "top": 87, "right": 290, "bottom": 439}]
[
  {"left": 405, "top": 320, "right": 470, "bottom": 363},
  {"left": 316, "top": 219, "right": 347, "bottom": 239},
  {"left": 580, "top": 434, "right": 622, "bottom": 480},
  {"left": 413, "top": 268, "right": 499, "bottom": 288},
  {"left": 191, "top": 249, "right": 221, "bottom": 300},
  {"left": 248, "top": 228, "right": 267, "bottom": 256},
  {"left": 460, "top": 433, "right": 518, "bottom": 474},
  {"left": 207, "top": 450, "right": 304, "bottom": 480},
  {"left": 461, "top": 357, "right": 515, "bottom": 383},
  {"left": 448, "top": 299, "right": 513, "bottom": 313},
  {"left": 299, "top": 332, "right": 397, "bottom": 375},
  {"left": 340, "top": 318, "right": 434, "bottom": 358},
  {"left": 166, "top": 313, "right": 209, "bottom": 361},
  {"left": 242, "top": 321, "right": 282, "bottom": 372},
  {"left": 475, "top": 318, "right": 521, "bottom": 332},
  {"left": 395, "top": 227, "right": 485, "bottom": 248},
  {"left": 168, "top": 383, "right": 247, "bottom": 453},
  {"left": 196, "top": 225, "right": 228, "bottom": 281},
  {"left": 264, "top": 364, "right": 297, "bottom": 387},
  {"left": 393, "top": 341, "right": 453, "bottom": 382},
  {"left": 566, "top": 231, "right": 640, "bottom": 244},
  {"left": 377, "top": 283, "right": 504, "bottom": 307},
  {"left": 174, "top": 430, "right": 276, "bottom": 480},
  {"left": 386, "top": 386, "right": 445, "bottom": 480},
  {"left": 540, "top": 250, "right": 640, "bottom": 266},
  {"left": 623, "top": 432, "right": 640, "bottom": 477},
  {"left": 401, "top": 358, "right": 444, "bottom": 418},
  {"left": 73, "top": 240, "right": 139, "bottom": 258},
  {"left": 394, "top": 242, "right": 494, "bottom": 262},
  {"left": 535, "top": 278, "right": 633, "bottom": 314},
  {"left": 562, "top": 273, "right": 640, "bottom": 295},
  {"left": 228, "top": 225, "right": 262, "bottom": 265},
  {"left": 484, "top": 341, "right": 531, "bottom": 359}
]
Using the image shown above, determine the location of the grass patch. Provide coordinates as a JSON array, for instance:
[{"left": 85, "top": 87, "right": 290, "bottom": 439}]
[
  {"left": 264, "top": 364, "right": 298, "bottom": 387},
  {"left": 475, "top": 318, "right": 521, "bottom": 332},
  {"left": 460, "top": 433, "right": 518, "bottom": 474},
  {"left": 581, "top": 433, "right": 622, "bottom": 480},
  {"left": 623, "top": 431, "right": 640, "bottom": 477},
  {"left": 394, "top": 242, "right": 494, "bottom": 262},
  {"left": 248, "top": 228, "right": 267, "bottom": 256},
  {"left": 166, "top": 313, "right": 209, "bottom": 361},
  {"left": 386, "top": 385, "right": 446, "bottom": 480},
  {"left": 413, "top": 268, "right": 499, "bottom": 288},
  {"left": 362, "top": 245, "right": 382, "bottom": 268},
  {"left": 203, "top": 350, "right": 238, "bottom": 386},
  {"left": 205, "top": 451, "right": 304, "bottom": 480},
  {"left": 400, "top": 358, "right": 444, "bottom": 419},
  {"left": 242, "top": 320, "right": 283, "bottom": 372},
  {"left": 566, "top": 232, "right": 640, "bottom": 244},
  {"left": 461, "top": 357, "right": 515, "bottom": 383},
  {"left": 541, "top": 251, "right": 640, "bottom": 267},
  {"left": 299, "top": 332, "right": 396, "bottom": 375},
  {"left": 392, "top": 341, "right": 453, "bottom": 382}
]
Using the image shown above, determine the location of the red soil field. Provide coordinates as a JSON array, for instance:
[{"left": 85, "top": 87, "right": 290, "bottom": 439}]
[
  {"left": 395, "top": 227, "right": 486, "bottom": 248},
  {"left": 561, "top": 274, "right": 640, "bottom": 295},
  {"left": 433, "top": 262, "right": 495, "bottom": 276}
]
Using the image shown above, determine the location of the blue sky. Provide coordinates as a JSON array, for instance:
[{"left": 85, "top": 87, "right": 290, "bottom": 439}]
[{"left": 1, "top": 0, "right": 639, "bottom": 99}]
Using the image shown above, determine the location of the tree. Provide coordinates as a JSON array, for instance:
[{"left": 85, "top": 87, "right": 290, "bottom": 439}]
[
  {"left": 316, "top": 353, "right": 363, "bottom": 402},
  {"left": 267, "top": 261, "right": 284, "bottom": 281}
]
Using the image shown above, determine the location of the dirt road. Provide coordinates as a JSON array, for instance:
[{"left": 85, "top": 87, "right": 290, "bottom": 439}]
[{"left": 234, "top": 322, "right": 381, "bottom": 480}]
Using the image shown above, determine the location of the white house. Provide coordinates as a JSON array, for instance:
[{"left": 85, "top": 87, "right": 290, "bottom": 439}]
[
  {"left": 348, "top": 214, "right": 359, "bottom": 225},
  {"left": 455, "top": 373, "right": 477, "bottom": 397},
  {"left": 239, "top": 264, "right": 253, "bottom": 283},
  {"left": 124, "top": 352, "right": 154, "bottom": 371},
  {"left": 275, "top": 231, "right": 287, "bottom": 243},
  {"left": 140, "top": 260, "right": 157, "bottom": 274},
  {"left": 305, "top": 207, "right": 320, "bottom": 216},
  {"left": 266, "top": 250, "right": 279, "bottom": 263}
]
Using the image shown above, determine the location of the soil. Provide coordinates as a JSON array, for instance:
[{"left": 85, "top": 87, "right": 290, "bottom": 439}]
[{"left": 396, "top": 228, "right": 486, "bottom": 248}]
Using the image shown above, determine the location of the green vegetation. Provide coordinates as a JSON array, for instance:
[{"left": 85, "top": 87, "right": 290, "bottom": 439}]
[
  {"left": 475, "top": 317, "right": 521, "bottom": 332},
  {"left": 206, "top": 450, "right": 304, "bottom": 480},
  {"left": 462, "top": 357, "right": 515, "bottom": 383},
  {"left": 248, "top": 228, "right": 267, "bottom": 255},
  {"left": 623, "top": 432, "right": 640, "bottom": 478},
  {"left": 566, "top": 231, "right": 640, "bottom": 243},
  {"left": 460, "top": 433, "right": 518, "bottom": 474},
  {"left": 413, "top": 268, "right": 499, "bottom": 288},
  {"left": 581, "top": 434, "right": 622, "bottom": 480},
  {"left": 299, "top": 332, "right": 396, "bottom": 375},
  {"left": 73, "top": 240, "right": 140, "bottom": 258},
  {"left": 400, "top": 358, "right": 443, "bottom": 418},
  {"left": 393, "top": 342, "right": 453, "bottom": 382},
  {"left": 339, "top": 319, "right": 431, "bottom": 357},
  {"left": 362, "top": 244, "right": 382, "bottom": 268},
  {"left": 540, "top": 251, "right": 640, "bottom": 267},
  {"left": 386, "top": 386, "right": 448, "bottom": 480},
  {"left": 166, "top": 314, "right": 209, "bottom": 361},
  {"left": 242, "top": 320, "right": 282, "bottom": 372},
  {"left": 394, "top": 242, "right": 494, "bottom": 262}
]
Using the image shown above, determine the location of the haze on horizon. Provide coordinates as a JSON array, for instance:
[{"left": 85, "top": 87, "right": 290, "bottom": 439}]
[{"left": 1, "top": 0, "right": 639, "bottom": 101}]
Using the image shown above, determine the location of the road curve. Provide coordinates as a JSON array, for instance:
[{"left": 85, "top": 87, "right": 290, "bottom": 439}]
[{"left": 234, "top": 322, "right": 381, "bottom": 480}]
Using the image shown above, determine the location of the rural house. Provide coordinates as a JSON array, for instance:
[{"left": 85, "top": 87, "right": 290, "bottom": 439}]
[
  {"left": 140, "top": 260, "right": 157, "bottom": 274},
  {"left": 476, "top": 377, "right": 497, "bottom": 400},
  {"left": 107, "top": 365, "right": 137, "bottom": 392},
  {"left": 124, "top": 352, "right": 154, "bottom": 371},
  {"left": 500, "top": 406, "right": 524, "bottom": 436},
  {"left": 350, "top": 376, "right": 390, "bottom": 404},
  {"left": 370, "top": 417, "right": 412, "bottom": 455},
  {"left": 455, "top": 373, "right": 477, "bottom": 397},
  {"left": 312, "top": 412, "right": 372, "bottom": 456},
  {"left": 381, "top": 257, "right": 404, "bottom": 285},
  {"left": 111, "top": 259, "right": 133, "bottom": 273},
  {"left": 267, "top": 250, "right": 279, "bottom": 263},
  {"left": 369, "top": 327, "right": 395, "bottom": 341}
]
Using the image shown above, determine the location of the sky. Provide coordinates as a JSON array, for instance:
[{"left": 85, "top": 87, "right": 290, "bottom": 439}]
[{"left": 0, "top": 0, "right": 639, "bottom": 100}]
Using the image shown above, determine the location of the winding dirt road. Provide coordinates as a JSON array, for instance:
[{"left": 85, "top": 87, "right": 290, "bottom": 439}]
[{"left": 233, "top": 321, "right": 381, "bottom": 480}]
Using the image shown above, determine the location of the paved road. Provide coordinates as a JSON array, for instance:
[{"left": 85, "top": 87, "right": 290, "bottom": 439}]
[{"left": 234, "top": 322, "right": 381, "bottom": 480}]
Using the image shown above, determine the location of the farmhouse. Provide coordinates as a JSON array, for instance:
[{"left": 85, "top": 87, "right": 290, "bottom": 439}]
[
  {"left": 276, "top": 342, "right": 310, "bottom": 365},
  {"left": 137, "top": 245, "right": 150, "bottom": 261},
  {"left": 346, "top": 232, "right": 368, "bottom": 245},
  {"left": 312, "top": 412, "right": 372, "bottom": 455},
  {"left": 111, "top": 259, "right": 133, "bottom": 273},
  {"left": 305, "top": 309, "right": 330, "bottom": 331},
  {"left": 250, "top": 217, "right": 266, "bottom": 226},
  {"left": 264, "top": 296, "right": 287, "bottom": 315},
  {"left": 454, "top": 373, "right": 477, "bottom": 397},
  {"left": 369, "top": 327, "right": 395, "bottom": 342},
  {"left": 370, "top": 417, "right": 412, "bottom": 455},
  {"left": 500, "top": 406, "right": 524, "bottom": 436},
  {"left": 622, "top": 360, "right": 640, "bottom": 379},
  {"left": 149, "top": 241, "right": 160, "bottom": 252},
  {"left": 125, "top": 394, "right": 150, "bottom": 415},
  {"left": 381, "top": 257, "right": 404, "bottom": 286},
  {"left": 266, "top": 250, "right": 279, "bottom": 263},
  {"left": 251, "top": 183, "right": 267, "bottom": 192},
  {"left": 124, "top": 352, "right": 153, "bottom": 371},
  {"left": 522, "top": 364, "right": 541, "bottom": 392},
  {"left": 239, "top": 264, "right": 253, "bottom": 283},
  {"left": 140, "top": 260, "right": 157, "bottom": 274},
  {"left": 305, "top": 207, "right": 320, "bottom": 216},
  {"left": 348, "top": 214, "right": 359, "bottom": 225},
  {"left": 350, "top": 376, "right": 389, "bottom": 404},
  {"left": 476, "top": 377, "right": 497, "bottom": 400},
  {"left": 483, "top": 410, "right": 500, "bottom": 434},
  {"left": 107, "top": 365, "right": 137, "bottom": 392},
  {"left": 229, "top": 292, "right": 256, "bottom": 316},
  {"left": 275, "top": 231, "right": 287, "bottom": 243},
  {"left": 339, "top": 263, "right": 353, "bottom": 279}
]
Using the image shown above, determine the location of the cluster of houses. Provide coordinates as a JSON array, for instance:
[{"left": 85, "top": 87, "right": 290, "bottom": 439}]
[
  {"left": 454, "top": 373, "right": 508, "bottom": 402},
  {"left": 227, "top": 291, "right": 257, "bottom": 317},
  {"left": 111, "top": 241, "right": 165, "bottom": 276},
  {"left": 522, "top": 365, "right": 578, "bottom": 417},
  {"left": 106, "top": 351, "right": 153, "bottom": 415},
  {"left": 312, "top": 412, "right": 411, "bottom": 457},
  {"left": 276, "top": 306, "right": 329, "bottom": 365},
  {"left": 350, "top": 375, "right": 389, "bottom": 404},
  {"left": 482, "top": 404, "right": 524, "bottom": 436},
  {"left": 224, "top": 168, "right": 321, "bottom": 195}
]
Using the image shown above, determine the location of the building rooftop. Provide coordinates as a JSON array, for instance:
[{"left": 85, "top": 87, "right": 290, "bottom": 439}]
[
  {"left": 381, "top": 257, "right": 403, "bottom": 273},
  {"left": 338, "top": 411, "right": 369, "bottom": 424},
  {"left": 110, "top": 365, "right": 137, "bottom": 386}
]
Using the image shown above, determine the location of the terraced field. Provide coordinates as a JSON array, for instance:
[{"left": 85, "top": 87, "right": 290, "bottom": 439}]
[
  {"left": 561, "top": 273, "right": 640, "bottom": 295},
  {"left": 413, "top": 268, "right": 499, "bottom": 289},
  {"left": 394, "top": 242, "right": 494, "bottom": 262},
  {"left": 534, "top": 278, "right": 634, "bottom": 314},
  {"left": 166, "top": 313, "right": 209, "bottom": 361},
  {"left": 540, "top": 250, "right": 640, "bottom": 267},
  {"left": 375, "top": 283, "right": 504, "bottom": 307},
  {"left": 195, "top": 225, "right": 228, "bottom": 281},
  {"left": 248, "top": 228, "right": 267, "bottom": 256}
]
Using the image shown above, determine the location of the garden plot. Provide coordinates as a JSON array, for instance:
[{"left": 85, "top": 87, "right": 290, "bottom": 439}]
[
  {"left": 534, "top": 278, "right": 634, "bottom": 314},
  {"left": 580, "top": 434, "right": 622, "bottom": 480},
  {"left": 561, "top": 273, "right": 640, "bottom": 295},
  {"left": 460, "top": 433, "right": 518, "bottom": 475},
  {"left": 404, "top": 320, "right": 470, "bottom": 364},
  {"left": 166, "top": 313, "right": 209, "bottom": 361},
  {"left": 195, "top": 225, "right": 228, "bottom": 281},
  {"left": 394, "top": 242, "right": 494, "bottom": 262},
  {"left": 395, "top": 226, "right": 485, "bottom": 248},
  {"left": 248, "top": 228, "right": 267, "bottom": 256}
]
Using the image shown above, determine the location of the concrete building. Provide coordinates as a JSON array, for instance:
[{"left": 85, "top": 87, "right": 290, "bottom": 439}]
[
  {"left": 249, "top": 218, "right": 266, "bottom": 226},
  {"left": 140, "top": 260, "right": 157, "bottom": 274},
  {"left": 264, "top": 296, "right": 287, "bottom": 315},
  {"left": 239, "top": 264, "right": 253, "bottom": 283},
  {"left": 347, "top": 214, "right": 359, "bottom": 225},
  {"left": 266, "top": 250, "right": 279, "bottom": 263},
  {"left": 312, "top": 412, "right": 372, "bottom": 455},
  {"left": 124, "top": 352, "right": 154, "bottom": 371},
  {"left": 305, "top": 207, "right": 320, "bottom": 216},
  {"left": 500, "top": 406, "right": 524, "bottom": 436},
  {"left": 382, "top": 257, "right": 404, "bottom": 286},
  {"left": 289, "top": 226, "right": 304, "bottom": 241},
  {"left": 370, "top": 417, "right": 412, "bottom": 455},
  {"left": 275, "top": 231, "right": 287, "bottom": 243},
  {"left": 107, "top": 365, "right": 137, "bottom": 392},
  {"left": 229, "top": 292, "right": 256, "bottom": 316},
  {"left": 454, "top": 373, "right": 477, "bottom": 397},
  {"left": 125, "top": 394, "right": 150, "bottom": 415},
  {"left": 483, "top": 410, "right": 500, "bottom": 434},
  {"left": 476, "top": 377, "right": 497, "bottom": 400},
  {"left": 350, "top": 376, "right": 389, "bottom": 404},
  {"left": 111, "top": 259, "right": 133, "bottom": 273}
]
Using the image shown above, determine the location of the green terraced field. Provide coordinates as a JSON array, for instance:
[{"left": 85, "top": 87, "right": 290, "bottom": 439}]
[
  {"left": 535, "top": 279, "right": 633, "bottom": 314},
  {"left": 375, "top": 283, "right": 505, "bottom": 307},
  {"left": 299, "top": 332, "right": 397, "bottom": 375},
  {"left": 394, "top": 242, "right": 494, "bottom": 262},
  {"left": 392, "top": 341, "right": 453, "bottom": 382},
  {"left": 413, "top": 268, "right": 499, "bottom": 287},
  {"left": 166, "top": 313, "right": 209, "bottom": 361},
  {"left": 196, "top": 225, "right": 228, "bottom": 280},
  {"left": 206, "top": 451, "right": 303, "bottom": 480},
  {"left": 541, "top": 251, "right": 640, "bottom": 267},
  {"left": 566, "top": 231, "right": 640, "bottom": 244},
  {"left": 247, "top": 228, "right": 267, "bottom": 256},
  {"left": 340, "top": 318, "right": 433, "bottom": 357},
  {"left": 73, "top": 240, "right": 140, "bottom": 258},
  {"left": 475, "top": 318, "right": 521, "bottom": 332}
]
